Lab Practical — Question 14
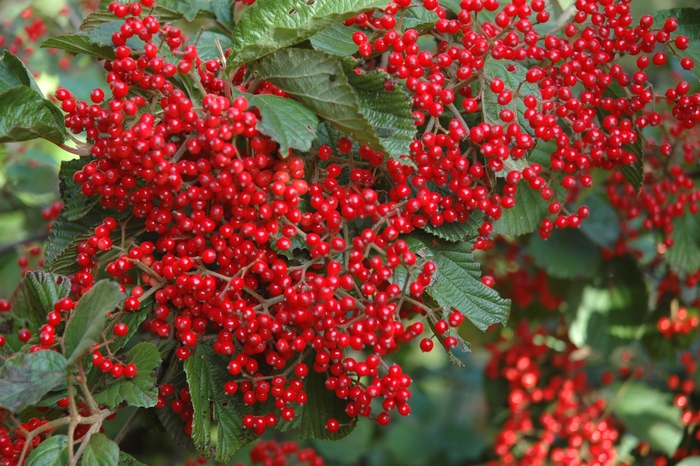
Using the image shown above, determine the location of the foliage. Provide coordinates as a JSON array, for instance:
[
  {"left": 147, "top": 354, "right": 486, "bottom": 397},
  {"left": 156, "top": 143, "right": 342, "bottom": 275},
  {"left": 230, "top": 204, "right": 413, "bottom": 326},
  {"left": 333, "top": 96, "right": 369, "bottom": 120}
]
[{"left": 0, "top": 0, "right": 699, "bottom": 465}]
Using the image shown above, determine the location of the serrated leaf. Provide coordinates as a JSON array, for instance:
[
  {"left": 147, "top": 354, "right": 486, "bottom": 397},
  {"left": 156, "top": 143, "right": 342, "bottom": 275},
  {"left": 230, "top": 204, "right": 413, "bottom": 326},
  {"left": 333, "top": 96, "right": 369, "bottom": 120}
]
[
  {"left": 492, "top": 185, "right": 548, "bottom": 236},
  {"left": 604, "top": 381, "right": 683, "bottom": 456},
  {"left": 0, "top": 51, "right": 42, "bottom": 94},
  {"left": 15, "top": 271, "right": 71, "bottom": 331},
  {"left": 227, "top": 0, "right": 388, "bottom": 70},
  {"left": 0, "top": 87, "right": 67, "bottom": 144},
  {"left": 310, "top": 23, "right": 361, "bottom": 56},
  {"left": 192, "top": 31, "right": 232, "bottom": 61},
  {"left": 407, "top": 233, "right": 510, "bottom": 331},
  {"left": 665, "top": 209, "right": 700, "bottom": 274},
  {"left": 154, "top": 370, "right": 196, "bottom": 452},
  {"left": 528, "top": 229, "right": 601, "bottom": 280},
  {"left": 58, "top": 158, "right": 99, "bottom": 221},
  {"left": 184, "top": 344, "right": 256, "bottom": 461},
  {"left": 93, "top": 342, "right": 161, "bottom": 408},
  {"left": 0, "top": 351, "right": 67, "bottom": 412},
  {"left": 298, "top": 366, "right": 357, "bottom": 440},
  {"left": 254, "top": 49, "right": 415, "bottom": 162},
  {"left": 118, "top": 452, "right": 147, "bottom": 466},
  {"left": 106, "top": 306, "right": 150, "bottom": 354},
  {"left": 401, "top": 6, "right": 439, "bottom": 32},
  {"left": 343, "top": 66, "right": 417, "bottom": 163},
  {"left": 64, "top": 280, "right": 125, "bottom": 369},
  {"left": 243, "top": 92, "right": 319, "bottom": 156},
  {"left": 81, "top": 434, "right": 120, "bottom": 466},
  {"left": 423, "top": 212, "right": 483, "bottom": 242},
  {"left": 41, "top": 33, "right": 116, "bottom": 60},
  {"left": 25, "top": 435, "right": 69, "bottom": 466},
  {"left": 482, "top": 58, "right": 539, "bottom": 137},
  {"left": 653, "top": 8, "right": 700, "bottom": 82},
  {"left": 528, "top": 139, "right": 555, "bottom": 167},
  {"left": 80, "top": 6, "right": 183, "bottom": 30}
]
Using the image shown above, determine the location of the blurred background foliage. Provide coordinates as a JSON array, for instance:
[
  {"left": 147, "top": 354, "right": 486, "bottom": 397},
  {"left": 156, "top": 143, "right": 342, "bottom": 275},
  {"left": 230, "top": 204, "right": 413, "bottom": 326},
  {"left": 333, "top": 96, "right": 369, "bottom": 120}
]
[{"left": 0, "top": 0, "right": 698, "bottom": 464}]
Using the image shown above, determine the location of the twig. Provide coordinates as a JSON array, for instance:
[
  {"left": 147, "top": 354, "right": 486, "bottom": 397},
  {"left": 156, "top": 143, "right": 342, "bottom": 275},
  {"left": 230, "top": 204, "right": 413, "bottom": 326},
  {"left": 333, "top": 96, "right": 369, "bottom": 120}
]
[{"left": 114, "top": 408, "right": 143, "bottom": 445}]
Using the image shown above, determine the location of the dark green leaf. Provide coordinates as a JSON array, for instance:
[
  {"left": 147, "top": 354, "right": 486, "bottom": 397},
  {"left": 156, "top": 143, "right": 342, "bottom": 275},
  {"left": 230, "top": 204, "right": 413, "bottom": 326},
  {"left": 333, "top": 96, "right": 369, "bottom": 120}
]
[
  {"left": 81, "top": 434, "right": 120, "bottom": 466},
  {"left": 568, "top": 256, "right": 649, "bottom": 356},
  {"left": 492, "top": 185, "right": 548, "bottom": 236},
  {"left": 227, "top": 0, "right": 388, "bottom": 70},
  {"left": 310, "top": 23, "right": 361, "bottom": 56},
  {"left": 0, "top": 51, "right": 42, "bottom": 94},
  {"left": 106, "top": 306, "right": 150, "bottom": 354},
  {"left": 423, "top": 212, "right": 483, "bottom": 242},
  {"left": 605, "top": 381, "right": 683, "bottom": 456},
  {"left": 528, "top": 229, "right": 601, "bottom": 280},
  {"left": 527, "top": 138, "right": 556, "bottom": 167},
  {"left": 15, "top": 271, "right": 71, "bottom": 331},
  {"left": 439, "top": 0, "right": 462, "bottom": 14},
  {"left": 665, "top": 209, "right": 700, "bottom": 274},
  {"left": 93, "top": 342, "right": 161, "bottom": 408},
  {"left": 407, "top": 233, "right": 510, "bottom": 331},
  {"left": 154, "top": 369, "right": 196, "bottom": 452},
  {"left": 184, "top": 344, "right": 256, "bottom": 461},
  {"left": 0, "top": 351, "right": 67, "bottom": 412},
  {"left": 25, "top": 435, "right": 69, "bottom": 466},
  {"left": 118, "top": 452, "right": 147, "bottom": 466},
  {"left": 342, "top": 66, "right": 417, "bottom": 163},
  {"left": 578, "top": 193, "right": 621, "bottom": 248},
  {"left": 244, "top": 92, "right": 319, "bottom": 156},
  {"left": 482, "top": 58, "right": 539, "bottom": 136},
  {"left": 618, "top": 140, "right": 644, "bottom": 192},
  {"left": 41, "top": 33, "right": 116, "bottom": 60},
  {"left": 64, "top": 280, "right": 125, "bottom": 368},
  {"left": 57, "top": 158, "right": 99, "bottom": 222},
  {"left": 298, "top": 367, "right": 357, "bottom": 440},
  {"left": 0, "top": 87, "right": 67, "bottom": 144},
  {"left": 652, "top": 8, "right": 700, "bottom": 82},
  {"left": 210, "top": 0, "right": 234, "bottom": 31}
]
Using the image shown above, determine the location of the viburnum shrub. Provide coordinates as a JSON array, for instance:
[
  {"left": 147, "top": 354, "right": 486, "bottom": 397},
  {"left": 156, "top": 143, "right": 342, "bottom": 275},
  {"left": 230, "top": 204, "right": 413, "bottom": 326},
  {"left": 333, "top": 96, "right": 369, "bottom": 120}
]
[{"left": 1, "top": 0, "right": 700, "bottom": 464}]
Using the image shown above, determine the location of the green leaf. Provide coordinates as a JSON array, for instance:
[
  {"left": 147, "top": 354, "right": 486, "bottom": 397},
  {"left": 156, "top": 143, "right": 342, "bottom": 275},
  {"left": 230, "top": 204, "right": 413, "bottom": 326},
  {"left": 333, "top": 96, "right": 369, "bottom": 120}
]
[
  {"left": 184, "top": 344, "right": 257, "bottom": 461},
  {"left": 605, "top": 381, "right": 683, "bottom": 456},
  {"left": 93, "top": 342, "right": 161, "bottom": 408},
  {"left": 407, "top": 233, "right": 511, "bottom": 331},
  {"left": 578, "top": 193, "right": 621, "bottom": 248},
  {"left": 401, "top": 6, "right": 439, "bottom": 32},
  {"left": 298, "top": 367, "right": 357, "bottom": 440},
  {"left": 243, "top": 92, "right": 319, "bottom": 156},
  {"left": 385, "top": 422, "right": 440, "bottom": 466},
  {"left": 423, "top": 212, "right": 483, "bottom": 242},
  {"left": 106, "top": 305, "right": 150, "bottom": 354},
  {"left": 652, "top": 8, "right": 700, "bottom": 82},
  {"left": 310, "top": 23, "right": 361, "bottom": 56},
  {"left": 192, "top": 31, "right": 231, "bottom": 61},
  {"left": 42, "top": 33, "right": 116, "bottom": 60},
  {"left": 343, "top": 65, "right": 417, "bottom": 163},
  {"left": 568, "top": 256, "right": 649, "bottom": 356},
  {"left": 482, "top": 58, "right": 539, "bottom": 137},
  {"left": 527, "top": 138, "right": 556, "bottom": 167},
  {"left": 57, "top": 158, "right": 99, "bottom": 221},
  {"left": 439, "top": 0, "right": 462, "bottom": 14},
  {"left": 210, "top": 0, "right": 234, "bottom": 30},
  {"left": 158, "top": 0, "right": 217, "bottom": 22},
  {"left": 227, "top": 0, "right": 388, "bottom": 70},
  {"left": 64, "top": 280, "right": 125, "bottom": 369},
  {"left": 0, "top": 51, "right": 42, "bottom": 94},
  {"left": 0, "top": 86, "right": 67, "bottom": 144},
  {"left": 528, "top": 229, "right": 601, "bottom": 280},
  {"left": 665, "top": 209, "right": 700, "bottom": 274},
  {"left": 117, "top": 452, "right": 147, "bottom": 466},
  {"left": 618, "top": 140, "right": 644, "bottom": 192},
  {"left": 677, "top": 458, "right": 700, "bottom": 466},
  {"left": 25, "top": 435, "right": 69, "bottom": 466},
  {"left": 15, "top": 271, "right": 71, "bottom": 331},
  {"left": 154, "top": 370, "right": 196, "bottom": 452},
  {"left": 492, "top": 185, "right": 548, "bottom": 236},
  {"left": 81, "top": 434, "right": 120, "bottom": 466},
  {"left": 0, "top": 351, "right": 67, "bottom": 412},
  {"left": 5, "top": 162, "right": 57, "bottom": 196},
  {"left": 254, "top": 49, "right": 415, "bottom": 162}
]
